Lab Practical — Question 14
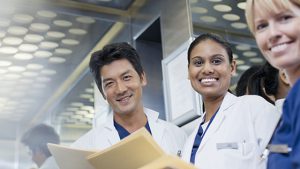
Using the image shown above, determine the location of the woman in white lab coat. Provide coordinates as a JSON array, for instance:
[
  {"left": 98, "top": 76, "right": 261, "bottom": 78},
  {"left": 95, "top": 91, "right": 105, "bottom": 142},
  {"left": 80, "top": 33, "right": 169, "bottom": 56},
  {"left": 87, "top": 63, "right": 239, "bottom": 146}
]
[{"left": 181, "top": 33, "right": 280, "bottom": 169}]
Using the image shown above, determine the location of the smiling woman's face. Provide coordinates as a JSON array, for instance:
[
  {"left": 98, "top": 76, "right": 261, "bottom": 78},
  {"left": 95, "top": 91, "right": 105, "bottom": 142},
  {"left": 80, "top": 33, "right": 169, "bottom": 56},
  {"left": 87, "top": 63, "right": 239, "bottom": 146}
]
[
  {"left": 188, "top": 39, "right": 236, "bottom": 100},
  {"left": 253, "top": 2, "right": 300, "bottom": 71}
]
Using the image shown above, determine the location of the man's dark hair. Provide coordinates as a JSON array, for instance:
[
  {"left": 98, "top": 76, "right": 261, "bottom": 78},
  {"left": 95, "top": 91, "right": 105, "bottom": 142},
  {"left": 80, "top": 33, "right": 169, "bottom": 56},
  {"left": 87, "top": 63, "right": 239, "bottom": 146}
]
[
  {"left": 21, "top": 124, "right": 60, "bottom": 158},
  {"left": 188, "top": 33, "right": 233, "bottom": 65},
  {"left": 89, "top": 42, "right": 144, "bottom": 98}
]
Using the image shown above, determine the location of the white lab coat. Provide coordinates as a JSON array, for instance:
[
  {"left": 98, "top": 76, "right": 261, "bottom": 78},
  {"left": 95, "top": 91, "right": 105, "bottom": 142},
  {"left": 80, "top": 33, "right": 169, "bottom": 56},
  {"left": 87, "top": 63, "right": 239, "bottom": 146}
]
[
  {"left": 39, "top": 156, "right": 59, "bottom": 169},
  {"left": 182, "top": 92, "right": 280, "bottom": 169},
  {"left": 72, "top": 107, "right": 187, "bottom": 156}
]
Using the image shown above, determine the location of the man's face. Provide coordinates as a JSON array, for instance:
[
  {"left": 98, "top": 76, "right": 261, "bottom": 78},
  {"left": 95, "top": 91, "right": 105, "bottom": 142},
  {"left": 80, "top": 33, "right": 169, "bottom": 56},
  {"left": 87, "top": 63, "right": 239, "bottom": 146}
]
[{"left": 100, "top": 59, "right": 147, "bottom": 116}]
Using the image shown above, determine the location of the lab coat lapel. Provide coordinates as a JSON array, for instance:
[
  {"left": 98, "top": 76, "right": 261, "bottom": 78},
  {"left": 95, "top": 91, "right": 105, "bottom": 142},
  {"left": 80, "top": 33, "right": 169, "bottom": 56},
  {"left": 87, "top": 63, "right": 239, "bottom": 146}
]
[
  {"left": 103, "top": 112, "right": 120, "bottom": 146},
  {"left": 145, "top": 108, "right": 165, "bottom": 145},
  {"left": 199, "top": 92, "right": 237, "bottom": 150}
]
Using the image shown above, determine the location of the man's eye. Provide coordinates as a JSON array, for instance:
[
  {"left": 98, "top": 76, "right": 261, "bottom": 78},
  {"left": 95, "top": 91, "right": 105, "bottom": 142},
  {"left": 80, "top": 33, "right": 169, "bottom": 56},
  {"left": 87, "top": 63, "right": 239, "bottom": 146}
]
[
  {"left": 123, "top": 75, "right": 131, "bottom": 81},
  {"left": 104, "top": 82, "right": 113, "bottom": 88}
]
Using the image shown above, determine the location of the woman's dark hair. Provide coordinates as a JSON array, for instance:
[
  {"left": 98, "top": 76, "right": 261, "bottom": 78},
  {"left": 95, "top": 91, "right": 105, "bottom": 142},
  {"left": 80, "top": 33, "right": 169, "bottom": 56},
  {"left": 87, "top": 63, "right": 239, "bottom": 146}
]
[
  {"left": 236, "top": 65, "right": 262, "bottom": 96},
  {"left": 187, "top": 33, "right": 233, "bottom": 65},
  {"left": 247, "top": 62, "right": 279, "bottom": 105},
  {"left": 89, "top": 42, "right": 144, "bottom": 97}
]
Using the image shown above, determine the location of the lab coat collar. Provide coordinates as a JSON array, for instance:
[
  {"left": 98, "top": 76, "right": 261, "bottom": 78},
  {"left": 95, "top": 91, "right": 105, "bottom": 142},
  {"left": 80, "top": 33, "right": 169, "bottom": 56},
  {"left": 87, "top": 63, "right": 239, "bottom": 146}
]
[
  {"left": 102, "top": 107, "right": 162, "bottom": 146},
  {"left": 199, "top": 92, "right": 237, "bottom": 150}
]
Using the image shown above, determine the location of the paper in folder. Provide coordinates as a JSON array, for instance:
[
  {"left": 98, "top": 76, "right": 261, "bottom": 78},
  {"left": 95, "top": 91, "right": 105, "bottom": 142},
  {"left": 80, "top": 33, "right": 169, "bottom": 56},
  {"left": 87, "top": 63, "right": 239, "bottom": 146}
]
[{"left": 49, "top": 127, "right": 196, "bottom": 169}]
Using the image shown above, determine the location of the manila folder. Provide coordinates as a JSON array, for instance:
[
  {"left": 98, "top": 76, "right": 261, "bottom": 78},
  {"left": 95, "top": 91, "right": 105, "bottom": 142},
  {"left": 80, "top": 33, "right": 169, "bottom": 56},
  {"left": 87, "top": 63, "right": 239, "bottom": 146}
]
[
  {"left": 48, "top": 143, "right": 97, "bottom": 169},
  {"left": 87, "top": 127, "right": 165, "bottom": 169},
  {"left": 138, "top": 155, "right": 197, "bottom": 169}
]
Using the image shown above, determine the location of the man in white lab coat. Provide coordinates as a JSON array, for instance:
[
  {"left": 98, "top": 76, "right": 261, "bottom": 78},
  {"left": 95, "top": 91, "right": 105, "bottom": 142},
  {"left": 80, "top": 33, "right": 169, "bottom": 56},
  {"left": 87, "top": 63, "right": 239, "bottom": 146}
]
[{"left": 72, "top": 42, "right": 187, "bottom": 156}]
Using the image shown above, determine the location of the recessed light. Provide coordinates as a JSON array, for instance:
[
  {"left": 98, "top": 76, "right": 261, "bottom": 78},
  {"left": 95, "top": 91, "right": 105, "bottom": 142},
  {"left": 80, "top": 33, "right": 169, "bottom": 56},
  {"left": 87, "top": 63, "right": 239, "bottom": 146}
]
[
  {"left": 49, "top": 57, "right": 66, "bottom": 63},
  {"left": 231, "top": 22, "right": 247, "bottom": 29},
  {"left": 76, "top": 16, "right": 95, "bottom": 24},
  {"left": 214, "top": 4, "right": 232, "bottom": 12},
  {"left": 237, "top": 65, "right": 251, "bottom": 71},
  {"left": 36, "top": 77, "right": 51, "bottom": 82},
  {"left": 30, "top": 23, "right": 50, "bottom": 32},
  {"left": 8, "top": 66, "right": 26, "bottom": 72},
  {"left": 0, "top": 60, "right": 12, "bottom": 67},
  {"left": 7, "top": 26, "right": 28, "bottom": 35},
  {"left": 22, "top": 71, "right": 39, "bottom": 77},
  {"left": 0, "top": 46, "right": 18, "bottom": 54},
  {"left": 0, "top": 31, "right": 6, "bottom": 38},
  {"left": 47, "top": 31, "right": 66, "bottom": 39},
  {"left": 34, "top": 50, "right": 52, "bottom": 58},
  {"left": 19, "top": 44, "right": 38, "bottom": 52},
  {"left": 243, "top": 51, "right": 257, "bottom": 57},
  {"left": 237, "top": 2, "right": 246, "bottom": 10},
  {"left": 71, "top": 102, "right": 84, "bottom": 107},
  {"left": 0, "top": 18, "right": 10, "bottom": 27},
  {"left": 236, "top": 59, "right": 245, "bottom": 65},
  {"left": 61, "top": 39, "right": 79, "bottom": 46},
  {"left": 69, "top": 28, "right": 87, "bottom": 35},
  {"left": 14, "top": 53, "right": 34, "bottom": 60},
  {"left": 55, "top": 48, "right": 72, "bottom": 55},
  {"left": 191, "top": 7, "right": 208, "bottom": 14},
  {"left": 41, "top": 69, "right": 57, "bottom": 75},
  {"left": 37, "top": 10, "right": 57, "bottom": 18},
  {"left": 236, "top": 44, "right": 251, "bottom": 51},
  {"left": 3, "top": 37, "right": 23, "bottom": 45},
  {"left": 250, "top": 58, "right": 264, "bottom": 63},
  {"left": 40, "top": 41, "right": 59, "bottom": 49},
  {"left": 24, "top": 34, "right": 44, "bottom": 43},
  {"left": 222, "top": 14, "right": 240, "bottom": 21},
  {"left": 26, "top": 64, "right": 44, "bottom": 70},
  {"left": 53, "top": 20, "right": 72, "bottom": 27},
  {"left": 13, "top": 14, "right": 34, "bottom": 24},
  {"left": 200, "top": 16, "right": 217, "bottom": 23}
]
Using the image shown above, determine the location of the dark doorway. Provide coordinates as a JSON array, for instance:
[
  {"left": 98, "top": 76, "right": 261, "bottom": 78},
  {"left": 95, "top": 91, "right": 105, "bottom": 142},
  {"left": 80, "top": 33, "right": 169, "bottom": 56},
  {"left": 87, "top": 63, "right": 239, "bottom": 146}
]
[{"left": 135, "top": 18, "right": 165, "bottom": 120}]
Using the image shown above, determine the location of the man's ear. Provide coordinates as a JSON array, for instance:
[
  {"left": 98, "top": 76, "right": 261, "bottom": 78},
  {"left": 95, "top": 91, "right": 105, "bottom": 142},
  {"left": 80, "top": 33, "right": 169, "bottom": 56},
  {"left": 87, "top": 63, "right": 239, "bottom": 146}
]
[
  {"left": 279, "top": 70, "right": 290, "bottom": 86},
  {"left": 230, "top": 59, "right": 237, "bottom": 76},
  {"left": 141, "top": 72, "right": 147, "bottom": 86}
]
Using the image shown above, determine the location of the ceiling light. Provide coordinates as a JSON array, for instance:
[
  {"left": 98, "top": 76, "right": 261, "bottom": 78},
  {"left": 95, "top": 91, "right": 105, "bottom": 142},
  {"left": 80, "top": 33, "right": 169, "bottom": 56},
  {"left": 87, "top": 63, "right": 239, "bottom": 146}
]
[
  {"left": 0, "top": 18, "right": 10, "bottom": 27},
  {"left": 30, "top": 23, "right": 50, "bottom": 32},
  {"left": 0, "top": 46, "right": 18, "bottom": 54},
  {"left": 243, "top": 51, "right": 257, "bottom": 57},
  {"left": 47, "top": 31, "right": 66, "bottom": 39},
  {"left": 191, "top": 7, "right": 208, "bottom": 14},
  {"left": 7, "top": 26, "right": 28, "bottom": 35},
  {"left": 26, "top": 64, "right": 44, "bottom": 70},
  {"left": 49, "top": 57, "right": 66, "bottom": 63},
  {"left": 76, "top": 16, "right": 96, "bottom": 24},
  {"left": 22, "top": 71, "right": 38, "bottom": 77},
  {"left": 14, "top": 53, "right": 34, "bottom": 60},
  {"left": 0, "top": 69, "right": 8, "bottom": 74},
  {"left": 0, "top": 60, "right": 12, "bottom": 67},
  {"left": 40, "top": 41, "right": 59, "bottom": 49},
  {"left": 41, "top": 69, "right": 56, "bottom": 75},
  {"left": 36, "top": 77, "right": 51, "bottom": 82},
  {"left": 250, "top": 58, "right": 264, "bottom": 63},
  {"left": 237, "top": 65, "right": 250, "bottom": 71},
  {"left": 5, "top": 73, "right": 21, "bottom": 79},
  {"left": 3, "top": 37, "right": 23, "bottom": 45},
  {"left": 80, "top": 94, "right": 93, "bottom": 99},
  {"left": 200, "top": 16, "right": 217, "bottom": 23},
  {"left": 8, "top": 66, "right": 26, "bottom": 72},
  {"left": 237, "top": 2, "right": 246, "bottom": 10},
  {"left": 24, "top": 34, "right": 44, "bottom": 43},
  {"left": 231, "top": 22, "right": 247, "bottom": 29},
  {"left": 66, "top": 107, "right": 79, "bottom": 112},
  {"left": 208, "top": 0, "right": 222, "bottom": 2},
  {"left": 19, "top": 44, "right": 38, "bottom": 52},
  {"left": 37, "top": 10, "right": 57, "bottom": 18},
  {"left": 53, "top": 20, "right": 72, "bottom": 27},
  {"left": 236, "top": 59, "right": 245, "bottom": 65},
  {"left": 34, "top": 50, "right": 52, "bottom": 58},
  {"left": 233, "top": 53, "right": 238, "bottom": 59},
  {"left": 13, "top": 14, "right": 34, "bottom": 24},
  {"left": 0, "top": 31, "right": 6, "bottom": 38},
  {"left": 85, "top": 88, "right": 94, "bottom": 93},
  {"left": 71, "top": 102, "right": 84, "bottom": 107},
  {"left": 236, "top": 44, "right": 251, "bottom": 51},
  {"left": 61, "top": 39, "right": 79, "bottom": 46},
  {"left": 55, "top": 48, "right": 72, "bottom": 55},
  {"left": 222, "top": 14, "right": 240, "bottom": 21},
  {"left": 214, "top": 4, "right": 232, "bottom": 12},
  {"left": 19, "top": 79, "right": 34, "bottom": 84},
  {"left": 69, "top": 28, "right": 87, "bottom": 35}
]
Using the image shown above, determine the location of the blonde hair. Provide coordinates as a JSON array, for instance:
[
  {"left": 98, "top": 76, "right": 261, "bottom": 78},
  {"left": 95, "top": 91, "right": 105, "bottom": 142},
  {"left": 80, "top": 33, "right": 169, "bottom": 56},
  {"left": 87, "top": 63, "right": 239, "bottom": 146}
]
[{"left": 245, "top": 0, "right": 300, "bottom": 34}]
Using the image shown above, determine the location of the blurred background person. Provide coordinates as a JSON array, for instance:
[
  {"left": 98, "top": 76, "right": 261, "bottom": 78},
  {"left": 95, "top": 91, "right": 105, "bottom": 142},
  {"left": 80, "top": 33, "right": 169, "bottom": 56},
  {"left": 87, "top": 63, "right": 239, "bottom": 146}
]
[{"left": 21, "top": 124, "right": 60, "bottom": 169}]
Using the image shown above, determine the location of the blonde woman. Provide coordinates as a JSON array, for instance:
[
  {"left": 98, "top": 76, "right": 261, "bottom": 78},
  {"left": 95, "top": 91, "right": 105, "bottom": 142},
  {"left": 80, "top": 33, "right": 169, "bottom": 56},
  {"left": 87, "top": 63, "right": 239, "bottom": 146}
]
[{"left": 245, "top": 0, "right": 300, "bottom": 168}]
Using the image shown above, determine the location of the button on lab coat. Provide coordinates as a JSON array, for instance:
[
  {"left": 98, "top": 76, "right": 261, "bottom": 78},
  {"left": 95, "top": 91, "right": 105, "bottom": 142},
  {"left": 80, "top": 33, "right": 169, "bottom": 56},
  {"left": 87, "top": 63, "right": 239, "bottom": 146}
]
[
  {"left": 182, "top": 92, "right": 281, "bottom": 169},
  {"left": 72, "top": 107, "right": 187, "bottom": 155}
]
